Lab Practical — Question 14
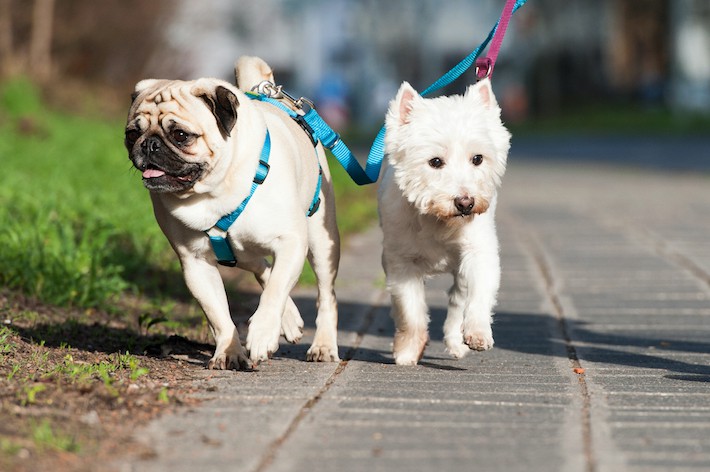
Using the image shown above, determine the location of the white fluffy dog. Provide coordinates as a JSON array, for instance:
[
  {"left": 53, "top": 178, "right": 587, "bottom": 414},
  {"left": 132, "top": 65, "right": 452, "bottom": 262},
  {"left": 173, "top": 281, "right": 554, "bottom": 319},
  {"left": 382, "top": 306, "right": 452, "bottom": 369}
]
[{"left": 378, "top": 79, "right": 511, "bottom": 365}]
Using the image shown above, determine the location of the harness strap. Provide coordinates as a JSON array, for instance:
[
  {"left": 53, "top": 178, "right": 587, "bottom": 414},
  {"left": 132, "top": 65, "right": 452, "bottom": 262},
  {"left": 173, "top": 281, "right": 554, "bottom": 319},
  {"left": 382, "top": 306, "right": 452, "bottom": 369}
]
[
  {"left": 246, "top": 91, "right": 323, "bottom": 214},
  {"left": 215, "top": 131, "right": 271, "bottom": 232},
  {"left": 206, "top": 130, "right": 270, "bottom": 267}
]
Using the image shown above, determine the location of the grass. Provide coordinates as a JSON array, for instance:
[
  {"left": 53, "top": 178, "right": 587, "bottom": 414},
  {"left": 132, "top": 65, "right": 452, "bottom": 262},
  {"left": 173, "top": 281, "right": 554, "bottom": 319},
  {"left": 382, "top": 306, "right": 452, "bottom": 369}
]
[
  {"left": 0, "top": 77, "right": 377, "bottom": 310},
  {"left": 0, "top": 78, "right": 174, "bottom": 309},
  {"left": 31, "top": 419, "right": 80, "bottom": 453}
]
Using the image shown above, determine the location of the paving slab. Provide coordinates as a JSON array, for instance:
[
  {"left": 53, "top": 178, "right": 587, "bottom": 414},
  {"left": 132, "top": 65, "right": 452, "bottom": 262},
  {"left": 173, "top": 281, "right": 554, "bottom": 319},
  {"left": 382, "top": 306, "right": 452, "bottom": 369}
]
[{"left": 115, "top": 150, "right": 710, "bottom": 472}]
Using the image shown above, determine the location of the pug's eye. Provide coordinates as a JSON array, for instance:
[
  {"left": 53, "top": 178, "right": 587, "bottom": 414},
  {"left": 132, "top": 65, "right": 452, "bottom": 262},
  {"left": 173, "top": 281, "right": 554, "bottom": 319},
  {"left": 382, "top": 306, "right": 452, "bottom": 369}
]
[
  {"left": 472, "top": 154, "right": 483, "bottom": 166},
  {"left": 170, "top": 129, "right": 191, "bottom": 144},
  {"left": 428, "top": 157, "right": 445, "bottom": 169},
  {"left": 125, "top": 129, "right": 141, "bottom": 147}
]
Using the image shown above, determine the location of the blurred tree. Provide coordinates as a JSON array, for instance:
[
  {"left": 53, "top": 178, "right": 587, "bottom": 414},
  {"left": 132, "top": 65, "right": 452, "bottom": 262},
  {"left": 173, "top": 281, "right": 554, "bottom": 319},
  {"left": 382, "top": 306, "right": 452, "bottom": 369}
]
[
  {"left": 0, "top": 0, "right": 174, "bottom": 92},
  {"left": 0, "top": 0, "right": 13, "bottom": 75},
  {"left": 608, "top": 0, "right": 669, "bottom": 104},
  {"left": 29, "top": 0, "right": 54, "bottom": 83}
]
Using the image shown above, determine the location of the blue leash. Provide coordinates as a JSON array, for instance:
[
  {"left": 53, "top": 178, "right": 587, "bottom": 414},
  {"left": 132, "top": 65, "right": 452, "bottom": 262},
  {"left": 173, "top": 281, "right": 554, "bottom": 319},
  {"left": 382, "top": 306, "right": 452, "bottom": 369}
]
[{"left": 298, "top": 0, "right": 527, "bottom": 186}]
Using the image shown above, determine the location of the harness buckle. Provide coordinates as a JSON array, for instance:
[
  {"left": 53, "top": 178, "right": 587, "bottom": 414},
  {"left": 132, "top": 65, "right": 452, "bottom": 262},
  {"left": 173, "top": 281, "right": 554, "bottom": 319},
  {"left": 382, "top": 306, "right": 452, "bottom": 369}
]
[
  {"left": 253, "top": 159, "right": 270, "bottom": 184},
  {"left": 207, "top": 234, "right": 238, "bottom": 267},
  {"left": 307, "top": 198, "right": 321, "bottom": 217},
  {"left": 294, "top": 115, "right": 318, "bottom": 147}
]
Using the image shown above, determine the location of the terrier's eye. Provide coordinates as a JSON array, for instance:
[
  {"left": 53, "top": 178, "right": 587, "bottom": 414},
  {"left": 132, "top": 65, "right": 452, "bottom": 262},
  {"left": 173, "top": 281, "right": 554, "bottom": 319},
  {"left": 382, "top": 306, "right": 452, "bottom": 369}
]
[
  {"left": 428, "top": 157, "right": 445, "bottom": 169},
  {"left": 472, "top": 154, "right": 483, "bottom": 166}
]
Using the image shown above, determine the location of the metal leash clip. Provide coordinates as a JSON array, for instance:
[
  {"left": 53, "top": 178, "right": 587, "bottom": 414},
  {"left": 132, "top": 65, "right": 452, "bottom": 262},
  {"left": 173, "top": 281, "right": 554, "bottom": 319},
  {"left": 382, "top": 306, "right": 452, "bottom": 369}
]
[
  {"left": 252, "top": 81, "right": 315, "bottom": 111},
  {"left": 251, "top": 80, "right": 318, "bottom": 145}
]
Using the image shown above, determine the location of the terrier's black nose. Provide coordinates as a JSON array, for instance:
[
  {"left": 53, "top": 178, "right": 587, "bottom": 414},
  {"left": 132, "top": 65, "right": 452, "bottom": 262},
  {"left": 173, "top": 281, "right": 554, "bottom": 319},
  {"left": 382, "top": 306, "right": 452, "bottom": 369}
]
[{"left": 454, "top": 196, "right": 475, "bottom": 215}]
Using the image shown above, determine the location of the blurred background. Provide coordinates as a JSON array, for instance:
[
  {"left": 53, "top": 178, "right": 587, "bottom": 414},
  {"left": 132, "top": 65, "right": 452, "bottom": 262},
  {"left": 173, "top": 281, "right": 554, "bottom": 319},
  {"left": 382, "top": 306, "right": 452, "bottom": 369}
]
[
  {"left": 2, "top": 0, "right": 710, "bottom": 130},
  {"left": 0, "top": 0, "right": 709, "bottom": 312}
]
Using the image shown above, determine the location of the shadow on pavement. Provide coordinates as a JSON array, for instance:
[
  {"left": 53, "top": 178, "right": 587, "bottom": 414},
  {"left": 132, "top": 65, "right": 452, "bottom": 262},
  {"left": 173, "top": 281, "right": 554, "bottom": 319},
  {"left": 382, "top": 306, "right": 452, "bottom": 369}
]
[{"left": 17, "top": 292, "right": 709, "bottom": 380}]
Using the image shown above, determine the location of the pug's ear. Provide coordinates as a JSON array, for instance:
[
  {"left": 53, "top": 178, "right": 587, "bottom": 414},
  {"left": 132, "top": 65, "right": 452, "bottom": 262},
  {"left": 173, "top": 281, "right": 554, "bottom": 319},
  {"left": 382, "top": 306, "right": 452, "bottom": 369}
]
[{"left": 193, "top": 82, "right": 240, "bottom": 139}]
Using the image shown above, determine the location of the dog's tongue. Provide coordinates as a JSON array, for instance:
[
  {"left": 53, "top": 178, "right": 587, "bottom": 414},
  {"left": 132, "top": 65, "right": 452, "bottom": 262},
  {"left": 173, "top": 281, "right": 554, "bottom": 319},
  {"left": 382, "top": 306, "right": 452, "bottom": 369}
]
[{"left": 143, "top": 169, "right": 165, "bottom": 178}]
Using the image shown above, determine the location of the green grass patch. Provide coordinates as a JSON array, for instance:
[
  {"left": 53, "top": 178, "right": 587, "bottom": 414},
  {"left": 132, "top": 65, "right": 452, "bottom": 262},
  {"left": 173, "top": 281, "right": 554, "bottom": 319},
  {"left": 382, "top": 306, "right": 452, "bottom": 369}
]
[
  {"left": 0, "top": 78, "right": 174, "bottom": 309},
  {"left": 0, "top": 78, "right": 378, "bottom": 309},
  {"left": 31, "top": 419, "right": 80, "bottom": 453}
]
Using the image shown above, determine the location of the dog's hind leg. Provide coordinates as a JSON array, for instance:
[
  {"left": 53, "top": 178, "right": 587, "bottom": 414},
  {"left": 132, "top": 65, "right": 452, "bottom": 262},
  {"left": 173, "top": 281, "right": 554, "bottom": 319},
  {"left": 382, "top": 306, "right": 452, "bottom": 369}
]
[
  {"left": 304, "top": 188, "right": 340, "bottom": 362},
  {"left": 239, "top": 257, "right": 304, "bottom": 344}
]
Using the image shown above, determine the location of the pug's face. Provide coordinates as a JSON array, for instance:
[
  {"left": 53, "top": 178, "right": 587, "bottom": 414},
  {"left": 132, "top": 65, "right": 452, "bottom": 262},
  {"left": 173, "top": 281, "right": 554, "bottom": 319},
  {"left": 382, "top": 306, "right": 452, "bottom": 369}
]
[{"left": 124, "top": 79, "right": 239, "bottom": 193}]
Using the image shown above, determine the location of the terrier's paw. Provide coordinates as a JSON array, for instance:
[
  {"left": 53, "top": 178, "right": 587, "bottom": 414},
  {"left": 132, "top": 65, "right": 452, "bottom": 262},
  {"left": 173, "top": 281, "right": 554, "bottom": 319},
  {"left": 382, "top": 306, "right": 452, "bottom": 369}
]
[
  {"left": 393, "top": 329, "right": 428, "bottom": 366},
  {"left": 246, "top": 318, "right": 281, "bottom": 364},
  {"left": 281, "top": 302, "right": 304, "bottom": 344},
  {"left": 464, "top": 329, "right": 494, "bottom": 351},
  {"left": 306, "top": 344, "right": 340, "bottom": 362},
  {"left": 445, "top": 338, "right": 470, "bottom": 359},
  {"left": 393, "top": 349, "right": 422, "bottom": 366}
]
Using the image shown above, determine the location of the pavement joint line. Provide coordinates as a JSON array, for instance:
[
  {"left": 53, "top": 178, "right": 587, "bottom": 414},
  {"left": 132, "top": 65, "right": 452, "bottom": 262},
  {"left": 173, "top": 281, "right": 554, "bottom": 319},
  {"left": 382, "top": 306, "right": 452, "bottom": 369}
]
[
  {"left": 634, "top": 225, "right": 710, "bottom": 292},
  {"left": 596, "top": 217, "right": 710, "bottom": 291},
  {"left": 524, "top": 233, "right": 597, "bottom": 472},
  {"left": 252, "top": 290, "right": 387, "bottom": 472}
]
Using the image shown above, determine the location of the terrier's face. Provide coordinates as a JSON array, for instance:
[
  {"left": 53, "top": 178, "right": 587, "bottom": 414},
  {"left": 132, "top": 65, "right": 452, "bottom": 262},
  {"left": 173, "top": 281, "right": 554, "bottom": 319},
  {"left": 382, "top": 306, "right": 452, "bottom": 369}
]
[{"left": 384, "top": 79, "right": 511, "bottom": 223}]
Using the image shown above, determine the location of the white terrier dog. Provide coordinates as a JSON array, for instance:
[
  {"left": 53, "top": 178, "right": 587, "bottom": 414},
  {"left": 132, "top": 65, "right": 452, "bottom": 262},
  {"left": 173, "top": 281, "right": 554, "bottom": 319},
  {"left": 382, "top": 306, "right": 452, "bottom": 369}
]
[{"left": 378, "top": 79, "right": 511, "bottom": 365}]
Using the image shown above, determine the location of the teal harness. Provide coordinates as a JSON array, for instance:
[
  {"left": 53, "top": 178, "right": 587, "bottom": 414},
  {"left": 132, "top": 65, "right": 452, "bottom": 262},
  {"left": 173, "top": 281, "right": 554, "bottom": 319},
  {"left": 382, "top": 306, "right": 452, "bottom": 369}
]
[{"left": 205, "top": 93, "right": 322, "bottom": 267}]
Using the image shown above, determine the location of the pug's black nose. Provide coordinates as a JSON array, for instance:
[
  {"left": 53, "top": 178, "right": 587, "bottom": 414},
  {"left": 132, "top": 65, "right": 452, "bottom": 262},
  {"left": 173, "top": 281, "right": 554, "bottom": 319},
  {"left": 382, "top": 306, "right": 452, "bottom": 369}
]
[
  {"left": 142, "top": 136, "right": 161, "bottom": 154},
  {"left": 454, "top": 196, "right": 475, "bottom": 215}
]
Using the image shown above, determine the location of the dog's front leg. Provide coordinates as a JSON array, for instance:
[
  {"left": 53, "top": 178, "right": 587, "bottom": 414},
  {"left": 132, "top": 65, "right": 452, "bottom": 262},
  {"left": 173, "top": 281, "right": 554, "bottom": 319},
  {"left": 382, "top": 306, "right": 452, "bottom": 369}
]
[
  {"left": 386, "top": 264, "right": 430, "bottom": 365},
  {"left": 181, "top": 255, "right": 251, "bottom": 370},
  {"left": 246, "top": 236, "right": 308, "bottom": 364},
  {"left": 459, "top": 249, "right": 500, "bottom": 351},
  {"left": 443, "top": 277, "right": 470, "bottom": 359}
]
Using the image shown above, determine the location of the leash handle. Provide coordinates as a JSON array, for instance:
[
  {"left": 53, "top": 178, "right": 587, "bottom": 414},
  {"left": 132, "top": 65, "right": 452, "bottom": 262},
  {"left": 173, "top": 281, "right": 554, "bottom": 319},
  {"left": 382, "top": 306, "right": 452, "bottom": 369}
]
[{"left": 476, "top": 0, "right": 521, "bottom": 80}]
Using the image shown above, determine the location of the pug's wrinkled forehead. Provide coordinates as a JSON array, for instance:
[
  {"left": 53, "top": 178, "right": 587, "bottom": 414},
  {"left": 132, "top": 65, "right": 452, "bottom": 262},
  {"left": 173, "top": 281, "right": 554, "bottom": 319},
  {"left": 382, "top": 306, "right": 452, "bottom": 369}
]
[{"left": 128, "top": 79, "right": 239, "bottom": 140}]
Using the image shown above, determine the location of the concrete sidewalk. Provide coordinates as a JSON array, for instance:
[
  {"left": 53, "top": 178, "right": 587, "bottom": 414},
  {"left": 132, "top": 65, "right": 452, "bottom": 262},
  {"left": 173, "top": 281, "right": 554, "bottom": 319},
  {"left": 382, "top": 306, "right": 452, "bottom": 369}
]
[{"left": 117, "top": 158, "right": 710, "bottom": 472}]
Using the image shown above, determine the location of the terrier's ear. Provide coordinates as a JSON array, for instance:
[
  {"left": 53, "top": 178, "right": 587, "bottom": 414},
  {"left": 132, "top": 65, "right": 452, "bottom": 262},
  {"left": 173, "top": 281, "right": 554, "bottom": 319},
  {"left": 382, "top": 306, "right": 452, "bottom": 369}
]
[
  {"left": 467, "top": 78, "right": 498, "bottom": 110},
  {"left": 393, "top": 81, "right": 419, "bottom": 125}
]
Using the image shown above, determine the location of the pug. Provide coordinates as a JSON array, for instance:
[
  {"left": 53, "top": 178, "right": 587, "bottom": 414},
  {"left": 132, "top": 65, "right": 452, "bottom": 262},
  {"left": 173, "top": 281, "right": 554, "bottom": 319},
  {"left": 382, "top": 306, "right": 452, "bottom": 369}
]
[{"left": 124, "top": 58, "right": 340, "bottom": 369}]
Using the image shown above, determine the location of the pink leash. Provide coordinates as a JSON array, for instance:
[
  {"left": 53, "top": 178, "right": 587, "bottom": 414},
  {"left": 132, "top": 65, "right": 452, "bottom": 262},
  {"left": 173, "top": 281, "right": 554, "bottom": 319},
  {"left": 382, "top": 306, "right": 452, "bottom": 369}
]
[{"left": 476, "top": 0, "right": 519, "bottom": 80}]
